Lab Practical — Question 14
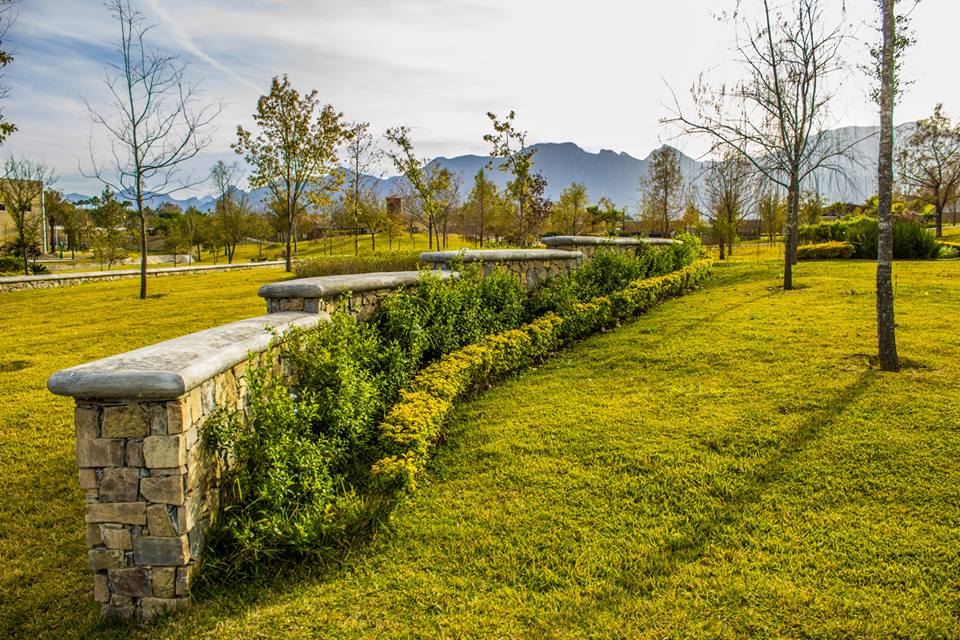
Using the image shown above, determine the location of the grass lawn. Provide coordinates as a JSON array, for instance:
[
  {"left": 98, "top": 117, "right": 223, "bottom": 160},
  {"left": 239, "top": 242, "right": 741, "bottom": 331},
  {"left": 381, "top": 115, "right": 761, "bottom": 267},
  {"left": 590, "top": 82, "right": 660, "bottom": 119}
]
[
  {"left": 3, "top": 255, "right": 960, "bottom": 638},
  {"left": 43, "top": 232, "right": 474, "bottom": 272}
]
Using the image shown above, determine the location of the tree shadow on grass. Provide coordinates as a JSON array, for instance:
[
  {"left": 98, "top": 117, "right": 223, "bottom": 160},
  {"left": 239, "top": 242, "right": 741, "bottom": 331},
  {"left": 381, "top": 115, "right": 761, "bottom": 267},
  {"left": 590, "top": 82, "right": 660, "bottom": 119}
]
[{"left": 609, "top": 368, "right": 879, "bottom": 599}]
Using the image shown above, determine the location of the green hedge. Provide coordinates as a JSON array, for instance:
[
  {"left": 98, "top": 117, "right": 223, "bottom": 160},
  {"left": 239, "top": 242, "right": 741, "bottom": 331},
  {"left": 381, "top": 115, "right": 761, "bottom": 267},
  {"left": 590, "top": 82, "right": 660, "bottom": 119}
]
[
  {"left": 797, "top": 241, "right": 855, "bottom": 261},
  {"left": 370, "top": 259, "right": 714, "bottom": 492},
  {"left": 799, "top": 216, "right": 940, "bottom": 259}
]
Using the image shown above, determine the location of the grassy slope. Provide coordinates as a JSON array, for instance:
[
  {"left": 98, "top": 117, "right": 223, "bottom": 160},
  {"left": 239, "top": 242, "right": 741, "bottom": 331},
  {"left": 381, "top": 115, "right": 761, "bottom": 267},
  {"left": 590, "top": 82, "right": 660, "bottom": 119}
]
[
  {"left": 3, "top": 257, "right": 960, "bottom": 638},
  {"left": 0, "top": 268, "right": 291, "bottom": 638}
]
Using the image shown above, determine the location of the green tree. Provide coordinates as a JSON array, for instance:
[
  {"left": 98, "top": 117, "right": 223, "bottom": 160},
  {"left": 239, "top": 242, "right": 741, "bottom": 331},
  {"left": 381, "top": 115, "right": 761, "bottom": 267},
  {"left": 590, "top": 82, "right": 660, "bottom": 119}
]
[
  {"left": 758, "top": 191, "right": 786, "bottom": 243},
  {"left": 234, "top": 75, "right": 349, "bottom": 272},
  {"left": 464, "top": 168, "right": 499, "bottom": 247},
  {"left": 0, "top": 1, "right": 17, "bottom": 144},
  {"left": 896, "top": 104, "right": 960, "bottom": 238},
  {"left": 552, "top": 182, "right": 591, "bottom": 235},
  {"left": 58, "top": 197, "right": 91, "bottom": 260},
  {"left": 384, "top": 126, "right": 451, "bottom": 251},
  {"left": 0, "top": 157, "right": 54, "bottom": 274},
  {"left": 800, "top": 190, "right": 825, "bottom": 226},
  {"left": 87, "top": 188, "right": 130, "bottom": 269},
  {"left": 484, "top": 111, "right": 540, "bottom": 247}
]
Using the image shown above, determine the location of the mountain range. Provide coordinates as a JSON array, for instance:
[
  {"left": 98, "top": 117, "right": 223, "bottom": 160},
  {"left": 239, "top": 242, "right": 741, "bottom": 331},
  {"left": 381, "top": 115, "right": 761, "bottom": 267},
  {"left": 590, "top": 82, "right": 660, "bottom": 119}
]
[{"left": 66, "top": 125, "right": 895, "bottom": 214}]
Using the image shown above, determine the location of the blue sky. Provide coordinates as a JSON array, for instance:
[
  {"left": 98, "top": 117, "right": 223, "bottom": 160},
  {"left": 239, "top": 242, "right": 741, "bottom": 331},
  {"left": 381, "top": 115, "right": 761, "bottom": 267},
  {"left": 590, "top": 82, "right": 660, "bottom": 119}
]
[{"left": 3, "top": 0, "right": 957, "bottom": 196}]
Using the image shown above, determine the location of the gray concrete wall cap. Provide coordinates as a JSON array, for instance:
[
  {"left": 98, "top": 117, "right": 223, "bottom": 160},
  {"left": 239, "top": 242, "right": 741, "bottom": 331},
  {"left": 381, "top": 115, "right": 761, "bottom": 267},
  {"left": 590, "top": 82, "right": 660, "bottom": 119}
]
[
  {"left": 47, "top": 312, "right": 327, "bottom": 400},
  {"left": 258, "top": 270, "right": 456, "bottom": 300},
  {"left": 542, "top": 236, "right": 679, "bottom": 246},
  {"left": 419, "top": 249, "right": 583, "bottom": 263}
]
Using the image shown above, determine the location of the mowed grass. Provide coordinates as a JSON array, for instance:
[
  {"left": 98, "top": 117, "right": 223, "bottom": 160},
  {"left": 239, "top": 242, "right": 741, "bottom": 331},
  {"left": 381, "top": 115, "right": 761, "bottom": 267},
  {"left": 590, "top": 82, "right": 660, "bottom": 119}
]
[
  {"left": 0, "top": 268, "right": 292, "bottom": 638},
  {"left": 46, "top": 232, "right": 474, "bottom": 272},
  {"left": 3, "top": 256, "right": 960, "bottom": 638}
]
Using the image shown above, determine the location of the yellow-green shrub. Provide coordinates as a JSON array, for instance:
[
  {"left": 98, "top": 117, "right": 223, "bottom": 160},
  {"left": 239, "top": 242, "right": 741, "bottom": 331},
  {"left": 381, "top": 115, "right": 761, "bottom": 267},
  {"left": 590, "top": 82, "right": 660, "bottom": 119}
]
[
  {"left": 797, "top": 241, "right": 856, "bottom": 261},
  {"left": 371, "top": 259, "right": 713, "bottom": 491}
]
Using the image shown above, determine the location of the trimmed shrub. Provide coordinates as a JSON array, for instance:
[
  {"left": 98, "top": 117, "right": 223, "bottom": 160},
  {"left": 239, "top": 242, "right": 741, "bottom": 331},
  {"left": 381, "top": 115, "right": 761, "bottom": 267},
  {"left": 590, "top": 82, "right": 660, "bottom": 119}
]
[
  {"left": 370, "top": 259, "right": 714, "bottom": 492},
  {"left": 799, "top": 216, "right": 940, "bottom": 259},
  {"left": 797, "top": 242, "right": 855, "bottom": 260}
]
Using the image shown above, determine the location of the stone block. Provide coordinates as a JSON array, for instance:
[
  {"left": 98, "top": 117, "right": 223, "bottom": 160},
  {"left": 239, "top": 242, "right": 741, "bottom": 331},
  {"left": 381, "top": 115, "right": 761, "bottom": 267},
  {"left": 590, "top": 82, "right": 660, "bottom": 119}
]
[
  {"left": 125, "top": 439, "right": 144, "bottom": 467},
  {"left": 133, "top": 535, "right": 189, "bottom": 566},
  {"left": 86, "top": 523, "right": 103, "bottom": 547},
  {"left": 93, "top": 573, "right": 110, "bottom": 603},
  {"left": 109, "top": 567, "right": 152, "bottom": 597},
  {"left": 175, "top": 492, "right": 202, "bottom": 532},
  {"left": 75, "top": 406, "right": 99, "bottom": 440},
  {"left": 76, "top": 438, "right": 124, "bottom": 468},
  {"left": 143, "top": 435, "right": 185, "bottom": 468},
  {"left": 146, "top": 504, "right": 178, "bottom": 537},
  {"left": 98, "top": 467, "right": 140, "bottom": 502},
  {"left": 101, "top": 525, "right": 132, "bottom": 550},
  {"left": 139, "top": 596, "right": 189, "bottom": 620},
  {"left": 86, "top": 502, "right": 146, "bottom": 525},
  {"left": 102, "top": 405, "right": 150, "bottom": 438},
  {"left": 140, "top": 475, "right": 184, "bottom": 505},
  {"left": 88, "top": 549, "right": 125, "bottom": 571},
  {"left": 165, "top": 400, "right": 188, "bottom": 434},
  {"left": 78, "top": 468, "right": 98, "bottom": 490},
  {"left": 147, "top": 404, "right": 167, "bottom": 435},
  {"left": 175, "top": 562, "right": 198, "bottom": 596},
  {"left": 151, "top": 567, "right": 177, "bottom": 598}
]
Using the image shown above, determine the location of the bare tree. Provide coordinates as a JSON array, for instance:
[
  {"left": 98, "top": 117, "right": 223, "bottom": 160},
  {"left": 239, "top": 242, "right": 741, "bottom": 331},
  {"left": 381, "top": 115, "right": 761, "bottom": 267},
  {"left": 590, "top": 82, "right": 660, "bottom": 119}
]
[
  {"left": 897, "top": 104, "right": 960, "bottom": 239},
  {"left": 0, "top": 157, "right": 54, "bottom": 274},
  {"left": 86, "top": 0, "right": 219, "bottom": 299},
  {"left": 210, "top": 160, "right": 245, "bottom": 263},
  {"left": 639, "top": 146, "right": 685, "bottom": 236},
  {"left": 666, "top": 0, "right": 856, "bottom": 289},
  {"left": 703, "top": 151, "right": 757, "bottom": 259},
  {"left": 344, "top": 122, "right": 382, "bottom": 255},
  {"left": 873, "top": 0, "right": 916, "bottom": 372}
]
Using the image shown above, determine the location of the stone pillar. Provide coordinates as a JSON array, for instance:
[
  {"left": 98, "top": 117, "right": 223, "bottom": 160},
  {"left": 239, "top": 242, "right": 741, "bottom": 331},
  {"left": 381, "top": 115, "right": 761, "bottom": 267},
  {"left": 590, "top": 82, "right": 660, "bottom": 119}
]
[{"left": 74, "top": 379, "right": 231, "bottom": 619}]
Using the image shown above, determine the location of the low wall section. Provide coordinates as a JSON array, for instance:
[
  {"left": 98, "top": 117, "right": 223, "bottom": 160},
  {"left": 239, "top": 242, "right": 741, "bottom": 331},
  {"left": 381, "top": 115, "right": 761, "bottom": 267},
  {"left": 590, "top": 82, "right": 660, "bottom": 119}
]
[
  {"left": 542, "top": 235, "right": 677, "bottom": 258},
  {"left": 48, "top": 248, "right": 588, "bottom": 620},
  {"left": 1, "top": 261, "right": 286, "bottom": 293}
]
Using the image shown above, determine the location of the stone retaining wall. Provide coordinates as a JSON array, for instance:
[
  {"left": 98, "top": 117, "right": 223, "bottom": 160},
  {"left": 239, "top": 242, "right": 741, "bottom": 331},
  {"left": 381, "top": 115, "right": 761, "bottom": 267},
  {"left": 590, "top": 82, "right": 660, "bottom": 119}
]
[
  {"left": 259, "top": 270, "right": 457, "bottom": 319},
  {"left": 542, "top": 235, "right": 677, "bottom": 258},
  {"left": 48, "top": 250, "right": 593, "bottom": 621},
  {"left": 1, "top": 261, "right": 286, "bottom": 293},
  {"left": 419, "top": 249, "right": 583, "bottom": 288},
  {"left": 49, "top": 313, "right": 322, "bottom": 620}
]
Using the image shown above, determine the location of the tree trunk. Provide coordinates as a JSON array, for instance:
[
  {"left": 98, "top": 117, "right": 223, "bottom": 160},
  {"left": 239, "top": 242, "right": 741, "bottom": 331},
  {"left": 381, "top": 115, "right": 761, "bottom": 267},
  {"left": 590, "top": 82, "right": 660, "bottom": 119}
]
[
  {"left": 935, "top": 204, "right": 943, "bottom": 238},
  {"left": 719, "top": 238, "right": 726, "bottom": 260},
  {"left": 876, "top": 0, "right": 900, "bottom": 372},
  {"left": 138, "top": 197, "right": 147, "bottom": 300},
  {"left": 370, "top": 232, "right": 376, "bottom": 252},
  {"left": 285, "top": 211, "right": 293, "bottom": 273}
]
